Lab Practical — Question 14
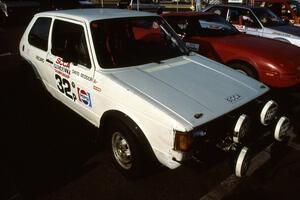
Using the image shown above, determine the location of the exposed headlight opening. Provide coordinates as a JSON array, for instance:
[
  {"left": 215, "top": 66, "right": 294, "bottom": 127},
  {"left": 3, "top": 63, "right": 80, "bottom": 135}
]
[
  {"left": 260, "top": 100, "right": 278, "bottom": 126},
  {"left": 235, "top": 146, "right": 250, "bottom": 177},
  {"left": 233, "top": 114, "right": 250, "bottom": 143},
  {"left": 274, "top": 116, "right": 290, "bottom": 141}
]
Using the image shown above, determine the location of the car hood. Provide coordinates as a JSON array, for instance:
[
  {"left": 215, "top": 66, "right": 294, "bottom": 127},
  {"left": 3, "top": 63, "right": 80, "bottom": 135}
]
[
  {"left": 213, "top": 34, "right": 300, "bottom": 69},
  {"left": 267, "top": 25, "right": 300, "bottom": 38},
  {"left": 110, "top": 55, "right": 268, "bottom": 128}
]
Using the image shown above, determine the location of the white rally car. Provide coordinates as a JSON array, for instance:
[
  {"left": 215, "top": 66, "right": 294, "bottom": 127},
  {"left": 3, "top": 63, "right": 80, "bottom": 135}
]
[
  {"left": 204, "top": 4, "right": 300, "bottom": 47},
  {"left": 20, "top": 8, "right": 290, "bottom": 178}
]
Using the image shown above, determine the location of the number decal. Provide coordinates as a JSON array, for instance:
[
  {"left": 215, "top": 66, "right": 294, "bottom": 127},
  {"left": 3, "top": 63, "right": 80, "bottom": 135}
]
[
  {"left": 63, "top": 78, "right": 73, "bottom": 99},
  {"left": 55, "top": 74, "right": 74, "bottom": 100},
  {"left": 55, "top": 74, "right": 64, "bottom": 93}
]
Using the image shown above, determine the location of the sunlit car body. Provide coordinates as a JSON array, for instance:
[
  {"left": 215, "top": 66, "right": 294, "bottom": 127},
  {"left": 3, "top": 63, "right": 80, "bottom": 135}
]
[
  {"left": 261, "top": 0, "right": 300, "bottom": 26},
  {"left": 204, "top": 4, "right": 300, "bottom": 47},
  {"left": 162, "top": 12, "right": 300, "bottom": 88},
  {"left": 20, "top": 9, "right": 289, "bottom": 177}
]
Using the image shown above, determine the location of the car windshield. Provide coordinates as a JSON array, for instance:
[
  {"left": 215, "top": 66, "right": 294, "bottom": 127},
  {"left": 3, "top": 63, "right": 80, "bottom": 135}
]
[
  {"left": 252, "top": 7, "right": 286, "bottom": 27},
  {"left": 289, "top": 0, "right": 300, "bottom": 15},
  {"left": 90, "top": 16, "right": 188, "bottom": 69}
]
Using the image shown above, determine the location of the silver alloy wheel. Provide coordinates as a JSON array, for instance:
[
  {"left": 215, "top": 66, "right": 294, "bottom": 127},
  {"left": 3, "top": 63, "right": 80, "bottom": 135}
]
[
  {"left": 112, "top": 131, "right": 132, "bottom": 170},
  {"left": 236, "top": 69, "right": 248, "bottom": 76}
]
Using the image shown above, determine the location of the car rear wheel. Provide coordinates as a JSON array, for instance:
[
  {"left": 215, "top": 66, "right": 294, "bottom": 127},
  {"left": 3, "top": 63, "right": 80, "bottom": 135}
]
[{"left": 228, "top": 62, "right": 258, "bottom": 80}]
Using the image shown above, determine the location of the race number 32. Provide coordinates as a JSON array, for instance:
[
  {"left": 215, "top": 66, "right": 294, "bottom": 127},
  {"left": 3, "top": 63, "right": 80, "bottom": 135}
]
[{"left": 55, "top": 74, "right": 73, "bottom": 100}]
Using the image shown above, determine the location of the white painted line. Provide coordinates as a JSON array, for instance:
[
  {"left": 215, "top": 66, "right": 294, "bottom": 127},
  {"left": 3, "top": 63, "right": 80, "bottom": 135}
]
[
  {"left": 199, "top": 145, "right": 272, "bottom": 200},
  {"left": 0, "top": 52, "right": 18, "bottom": 57}
]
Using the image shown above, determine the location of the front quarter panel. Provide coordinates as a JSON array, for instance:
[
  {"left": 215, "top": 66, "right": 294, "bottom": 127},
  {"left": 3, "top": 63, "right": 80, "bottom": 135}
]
[{"left": 92, "top": 71, "right": 189, "bottom": 169}]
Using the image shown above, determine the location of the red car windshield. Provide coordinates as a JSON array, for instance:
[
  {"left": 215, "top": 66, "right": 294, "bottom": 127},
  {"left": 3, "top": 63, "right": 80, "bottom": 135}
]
[{"left": 90, "top": 16, "right": 188, "bottom": 69}]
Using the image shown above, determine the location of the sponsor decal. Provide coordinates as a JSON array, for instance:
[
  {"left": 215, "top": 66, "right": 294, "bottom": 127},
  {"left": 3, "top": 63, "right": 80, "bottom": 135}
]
[
  {"left": 93, "top": 85, "right": 101, "bottom": 92},
  {"left": 54, "top": 58, "right": 71, "bottom": 78},
  {"left": 226, "top": 94, "right": 242, "bottom": 104},
  {"left": 72, "top": 69, "right": 80, "bottom": 76},
  {"left": 77, "top": 87, "right": 92, "bottom": 107},
  {"left": 233, "top": 24, "right": 246, "bottom": 32},
  {"left": 72, "top": 69, "right": 93, "bottom": 82},
  {"left": 80, "top": 73, "right": 93, "bottom": 82},
  {"left": 186, "top": 42, "right": 199, "bottom": 51},
  {"left": 35, "top": 56, "right": 44, "bottom": 63}
]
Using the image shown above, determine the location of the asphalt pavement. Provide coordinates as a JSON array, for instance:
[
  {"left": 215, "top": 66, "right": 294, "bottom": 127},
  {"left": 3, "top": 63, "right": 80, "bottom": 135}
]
[{"left": 1, "top": 13, "right": 300, "bottom": 200}]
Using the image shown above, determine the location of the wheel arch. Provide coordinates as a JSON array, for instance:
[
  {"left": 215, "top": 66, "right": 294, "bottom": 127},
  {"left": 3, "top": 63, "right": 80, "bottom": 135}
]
[
  {"left": 98, "top": 110, "right": 158, "bottom": 164},
  {"left": 226, "top": 59, "right": 260, "bottom": 80}
]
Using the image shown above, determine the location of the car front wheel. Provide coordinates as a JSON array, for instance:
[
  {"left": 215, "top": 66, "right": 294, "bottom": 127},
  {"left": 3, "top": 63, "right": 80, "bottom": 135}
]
[
  {"left": 228, "top": 62, "right": 258, "bottom": 80},
  {"left": 110, "top": 121, "right": 150, "bottom": 178}
]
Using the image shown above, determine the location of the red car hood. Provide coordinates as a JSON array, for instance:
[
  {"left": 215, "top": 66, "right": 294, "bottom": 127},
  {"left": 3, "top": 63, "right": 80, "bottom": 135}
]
[{"left": 197, "top": 34, "right": 300, "bottom": 72}]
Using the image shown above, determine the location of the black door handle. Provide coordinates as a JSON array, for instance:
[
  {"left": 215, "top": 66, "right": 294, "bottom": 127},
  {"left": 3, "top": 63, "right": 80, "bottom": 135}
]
[{"left": 46, "top": 59, "right": 53, "bottom": 64}]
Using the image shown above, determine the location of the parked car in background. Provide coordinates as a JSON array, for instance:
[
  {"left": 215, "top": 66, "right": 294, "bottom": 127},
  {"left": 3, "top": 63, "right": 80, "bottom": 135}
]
[
  {"left": 261, "top": 0, "right": 300, "bottom": 26},
  {"left": 39, "top": 0, "right": 82, "bottom": 10},
  {"left": 204, "top": 4, "right": 300, "bottom": 47},
  {"left": 20, "top": 8, "right": 290, "bottom": 178},
  {"left": 162, "top": 12, "right": 300, "bottom": 88},
  {"left": 117, "top": 0, "right": 164, "bottom": 13},
  {"left": 0, "top": 0, "right": 40, "bottom": 26},
  {"left": 0, "top": 0, "right": 90, "bottom": 26}
]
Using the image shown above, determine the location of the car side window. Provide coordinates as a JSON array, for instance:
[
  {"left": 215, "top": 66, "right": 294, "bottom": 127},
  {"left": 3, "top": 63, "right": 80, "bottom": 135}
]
[
  {"left": 228, "top": 8, "right": 260, "bottom": 29},
  {"left": 267, "top": 3, "right": 284, "bottom": 16},
  {"left": 51, "top": 20, "right": 91, "bottom": 68},
  {"left": 28, "top": 17, "right": 52, "bottom": 51},
  {"left": 207, "top": 6, "right": 228, "bottom": 19}
]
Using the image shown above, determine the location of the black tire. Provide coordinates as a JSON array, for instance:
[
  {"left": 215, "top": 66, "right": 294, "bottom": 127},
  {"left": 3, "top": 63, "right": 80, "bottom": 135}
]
[
  {"left": 228, "top": 62, "right": 258, "bottom": 80},
  {"left": 109, "top": 121, "right": 152, "bottom": 178}
]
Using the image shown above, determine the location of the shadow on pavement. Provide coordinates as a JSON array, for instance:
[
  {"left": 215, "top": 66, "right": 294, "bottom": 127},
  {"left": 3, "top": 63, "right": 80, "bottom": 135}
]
[{"left": 0, "top": 61, "right": 101, "bottom": 199}]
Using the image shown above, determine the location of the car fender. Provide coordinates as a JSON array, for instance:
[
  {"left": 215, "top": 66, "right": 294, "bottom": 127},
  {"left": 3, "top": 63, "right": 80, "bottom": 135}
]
[{"left": 99, "top": 110, "right": 158, "bottom": 163}]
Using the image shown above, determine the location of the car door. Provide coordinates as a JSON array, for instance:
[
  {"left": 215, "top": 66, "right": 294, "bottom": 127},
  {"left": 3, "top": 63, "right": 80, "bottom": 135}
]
[
  {"left": 227, "top": 7, "right": 263, "bottom": 37},
  {"left": 49, "top": 18, "right": 96, "bottom": 123},
  {"left": 24, "top": 17, "right": 53, "bottom": 90}
]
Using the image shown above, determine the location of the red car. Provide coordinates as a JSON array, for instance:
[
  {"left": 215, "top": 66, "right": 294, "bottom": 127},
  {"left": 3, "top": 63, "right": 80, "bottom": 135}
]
[{"left": 162, "top": 12, "right": 300, "bottom": 88}]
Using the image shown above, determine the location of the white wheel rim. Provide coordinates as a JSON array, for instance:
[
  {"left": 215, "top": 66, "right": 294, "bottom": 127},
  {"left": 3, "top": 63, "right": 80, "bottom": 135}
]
[
  {"left": 260, "top": 100, "right": 278, "bottom": 126},
  {"left": 236, "top": 69, "right": 248, "bottom": 76},
  {"left": 112, "top": 131, "right": 132, "bottom": 170},
  {"left": 274, "top": 116, "right": 290, "bottom": 141},
  {"left": 235, "top": 147, "right": 249, "bottom": 177},
  {"left": 233, "top": 114, "right": 249, "bottom": 143}
]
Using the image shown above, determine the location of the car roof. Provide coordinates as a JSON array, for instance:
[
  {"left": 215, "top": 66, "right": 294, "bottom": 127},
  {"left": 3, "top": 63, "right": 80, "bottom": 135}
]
[
  {"left": 208, "top": 4, "right": 258, "bottom": 9},
  {"left": 161, "top": 11, "right": 215, "bottom": 17},
  {"left": 262, "top": 0, "right": 290, "bottom": 2},
  {"left": 35, "top": 8, "right": 158, "bottom": 23}
]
